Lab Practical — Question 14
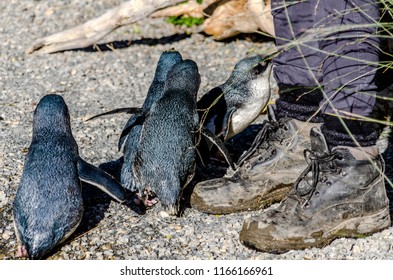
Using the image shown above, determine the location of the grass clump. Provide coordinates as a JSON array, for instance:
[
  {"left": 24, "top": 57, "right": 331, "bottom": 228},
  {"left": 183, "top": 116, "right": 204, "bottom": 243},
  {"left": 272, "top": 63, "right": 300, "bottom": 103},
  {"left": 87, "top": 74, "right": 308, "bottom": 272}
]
[{"left": 166, "top": 15, "right": 204, "bottom": 28}]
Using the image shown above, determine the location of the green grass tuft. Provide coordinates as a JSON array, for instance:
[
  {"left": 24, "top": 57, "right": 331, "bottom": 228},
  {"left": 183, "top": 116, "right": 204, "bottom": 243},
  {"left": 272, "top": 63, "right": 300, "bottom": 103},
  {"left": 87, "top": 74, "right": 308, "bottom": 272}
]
[{"left": 166, "top": 15, "right": 204, "bottom": 28}]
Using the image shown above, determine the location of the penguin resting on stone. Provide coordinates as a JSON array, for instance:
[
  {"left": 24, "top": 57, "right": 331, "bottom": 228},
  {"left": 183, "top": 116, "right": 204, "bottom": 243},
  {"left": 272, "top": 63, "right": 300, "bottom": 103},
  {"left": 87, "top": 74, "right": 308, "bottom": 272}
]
[
  {"left": 13, "top": 94, "right": 127, "bottom": 260},
  {"left": 196, "top": 55, "right": 272, "bottom": 166}
]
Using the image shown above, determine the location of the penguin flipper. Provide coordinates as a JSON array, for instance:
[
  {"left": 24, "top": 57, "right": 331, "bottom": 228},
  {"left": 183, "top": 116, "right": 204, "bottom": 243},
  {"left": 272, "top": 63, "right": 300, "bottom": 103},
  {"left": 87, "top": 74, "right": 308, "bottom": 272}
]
[
  {"left": 77, "top": 157, "right": 127, "bottom": 203},
  {"left": 118, "top": 114, "right": 146, "bottom": 151},
  {"left": 221, "top": 108, "right": 236, "bottom": 140},
  {"left": 197, "top": 87, "right": 227, "bottom": 135},
  {"left": 98, "top": 156, "right": 124, "bottom": 181},
  {"left": 201, "top": 127, "right": 236, "bottom": 171},
  {"left": 85, "top": 107, "right": 142, "bottom": 121}
]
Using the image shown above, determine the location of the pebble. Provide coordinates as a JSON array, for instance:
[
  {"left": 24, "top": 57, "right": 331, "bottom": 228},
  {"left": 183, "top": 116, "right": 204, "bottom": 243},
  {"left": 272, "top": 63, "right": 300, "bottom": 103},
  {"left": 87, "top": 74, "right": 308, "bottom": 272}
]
[
  {"left": 158, "top": 211, "right": 170, "bottom": 219},
  {"left": 2, "top": 232, "right": 10, "bottom": 241}
]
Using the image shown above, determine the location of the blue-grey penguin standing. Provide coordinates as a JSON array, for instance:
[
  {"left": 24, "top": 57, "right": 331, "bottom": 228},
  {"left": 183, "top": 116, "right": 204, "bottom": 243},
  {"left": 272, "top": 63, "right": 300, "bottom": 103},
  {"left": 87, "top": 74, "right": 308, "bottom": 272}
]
[
  {"left": 13, "top": 94, "right": 126, "bottom": 260},
  {"left": 132, "top": 59, "right": 201, "bottom": 215},
  {"left": 120, "top": 50, "right": 183, "bottom": 192},
  {"left": 196, "top": 55, "right": 272, "bottom": 166}
]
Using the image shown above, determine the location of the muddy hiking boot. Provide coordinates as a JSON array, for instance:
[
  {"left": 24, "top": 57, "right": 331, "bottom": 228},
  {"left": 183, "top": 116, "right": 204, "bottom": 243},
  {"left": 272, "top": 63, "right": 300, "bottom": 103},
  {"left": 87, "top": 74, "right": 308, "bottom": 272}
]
[
  {"left": 240, "top": 127, "right": 391, "bottom": 253},
  {"left": 191, "top": 105, "right": 321, "bottom": 214}
]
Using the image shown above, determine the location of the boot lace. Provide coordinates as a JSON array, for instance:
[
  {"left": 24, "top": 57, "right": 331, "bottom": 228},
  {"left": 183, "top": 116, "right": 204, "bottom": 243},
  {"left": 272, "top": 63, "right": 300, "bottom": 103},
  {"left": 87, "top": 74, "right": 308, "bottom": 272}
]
[
  {"left": 291, "top": 149, "right": 342, "bottom": 207},
  {"left": 237, "top": 119, "right": 281, "bottom": 166}
]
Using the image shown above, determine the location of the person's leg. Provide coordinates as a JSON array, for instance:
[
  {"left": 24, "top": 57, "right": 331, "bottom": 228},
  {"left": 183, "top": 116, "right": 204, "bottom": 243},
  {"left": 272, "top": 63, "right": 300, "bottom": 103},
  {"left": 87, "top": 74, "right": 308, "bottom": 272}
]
[
  {"left": 272, "top": 0, "right": 324, "bottom": 122},
  {"left": 240, "top": 0, "right": 390, "bottom": 253},
  {"left": 191, "top": 0, "right": 324, "bottom": 214},
  {"left": 318, "top": 0, "right": 381, "bottom": 148}
]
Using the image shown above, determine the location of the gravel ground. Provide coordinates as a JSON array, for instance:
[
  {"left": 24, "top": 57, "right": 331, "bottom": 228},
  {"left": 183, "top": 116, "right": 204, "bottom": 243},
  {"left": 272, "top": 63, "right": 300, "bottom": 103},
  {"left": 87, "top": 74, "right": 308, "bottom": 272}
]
[{"left": 1, "top": 0, "right": 393, "bottom": 260}]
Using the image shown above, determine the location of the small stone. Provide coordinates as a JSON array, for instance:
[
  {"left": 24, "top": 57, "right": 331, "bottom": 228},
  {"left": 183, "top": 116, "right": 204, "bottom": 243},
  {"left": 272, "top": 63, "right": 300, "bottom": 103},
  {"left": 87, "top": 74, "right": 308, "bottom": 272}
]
[
  {"left": 189, "top": 240, "right": 200, "bottom": 248},
  {"left": 2, "top": 232, "right": 10, "bottom": 240},
  {"left": 159, "top": 211, "right": 170, "bottom": 219},
  {"left": 352, "top": 245, "right": 361, "bottom": 254},
  {"left": 104, "top": 250, "right": 113, "bottom": 257}
]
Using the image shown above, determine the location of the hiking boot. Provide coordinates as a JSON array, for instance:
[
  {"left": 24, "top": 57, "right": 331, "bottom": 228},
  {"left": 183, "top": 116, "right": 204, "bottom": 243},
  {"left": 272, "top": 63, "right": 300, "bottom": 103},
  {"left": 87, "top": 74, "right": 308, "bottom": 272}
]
[
  {"left": 240, "top": 127, "right": 391, "bottom": 253},
  {"left": 191, "top": 105, "right": 321, "bottom": 214}
]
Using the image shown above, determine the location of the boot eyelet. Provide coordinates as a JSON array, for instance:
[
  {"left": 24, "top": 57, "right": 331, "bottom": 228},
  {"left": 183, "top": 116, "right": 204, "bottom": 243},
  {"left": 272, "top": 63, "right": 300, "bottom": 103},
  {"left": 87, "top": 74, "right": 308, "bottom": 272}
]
[
  {"left": 315, "top": 191, "right": 320, "bottom": 197},
  {"left": 341, "top": 171, "right": 347, "bottom": 177},
  {"left": 326, "top": 181, "right": 331, "bottom": 187},
  {"left": 304, "top": 202, "right": 310, "bottom": 208},
  {"left": 258, "top": 155, "right": 265, "bottom": 162}
]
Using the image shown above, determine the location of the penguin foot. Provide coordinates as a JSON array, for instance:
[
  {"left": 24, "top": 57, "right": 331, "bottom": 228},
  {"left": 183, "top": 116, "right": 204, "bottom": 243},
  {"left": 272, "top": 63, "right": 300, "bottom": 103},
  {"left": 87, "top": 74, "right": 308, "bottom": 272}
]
[
  {"left": 16, "top": 245, "right": 29, "bottom": 258},
  {"left": 136, "top": 190, "right": 158, "bottom": 207}
]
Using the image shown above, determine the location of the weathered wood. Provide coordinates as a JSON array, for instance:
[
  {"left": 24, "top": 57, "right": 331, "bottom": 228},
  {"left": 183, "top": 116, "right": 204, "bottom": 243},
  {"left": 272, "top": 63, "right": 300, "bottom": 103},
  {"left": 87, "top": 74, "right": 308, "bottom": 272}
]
[
  {"left": 27, "top": 0, "right": 185, "bottom": 54},
  {"left": 151, "top": 0, "right": 274, "bottom": 39},
  {"left": 248, "top": 0, "right": 274, "bottom": 36},
  {"left": 151, "top": 0, "right": 219, "bottom": 18},
  {"left": 27, "top": 0, "right": 274, "bottom": 55}
]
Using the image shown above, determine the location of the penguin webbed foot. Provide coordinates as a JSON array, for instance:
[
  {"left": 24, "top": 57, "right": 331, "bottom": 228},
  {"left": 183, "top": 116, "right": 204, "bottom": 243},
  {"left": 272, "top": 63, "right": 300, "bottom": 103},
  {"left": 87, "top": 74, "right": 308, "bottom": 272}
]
[
  {"left": 136, "top": 189, "right": 158, "bottom": 208},
  {"left": 16, "top": 245, "right": 29, "bottom": 259}
]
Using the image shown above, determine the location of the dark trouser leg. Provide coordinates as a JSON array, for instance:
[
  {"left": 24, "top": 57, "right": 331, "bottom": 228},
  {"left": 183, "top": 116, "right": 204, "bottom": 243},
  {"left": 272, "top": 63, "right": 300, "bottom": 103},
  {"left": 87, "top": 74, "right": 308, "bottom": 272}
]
[
  {"left": 314, "top": 0, "right": 381, "bottom": 147},
  {"left": 271, "top": 0, "right": 324, "bottom": 122}
]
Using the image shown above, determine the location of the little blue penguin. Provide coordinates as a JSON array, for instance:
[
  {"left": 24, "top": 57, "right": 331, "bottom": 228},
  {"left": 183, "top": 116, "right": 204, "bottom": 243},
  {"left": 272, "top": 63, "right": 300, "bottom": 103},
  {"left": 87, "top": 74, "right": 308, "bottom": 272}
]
[
  {"left": 120, "top": 50, "right": 183, "bottom": 192},
  {"left": 13, "top": 94, "right": 126, "bottom": 260},
  {"left": 85, "top": 51, "right": 184, "bottom": 193},
  {"left": 132, "top": 59, "right": 200, "bottom": 215},
  {"left": 196, "top": 55, "right": 272, "bottom": 165}
]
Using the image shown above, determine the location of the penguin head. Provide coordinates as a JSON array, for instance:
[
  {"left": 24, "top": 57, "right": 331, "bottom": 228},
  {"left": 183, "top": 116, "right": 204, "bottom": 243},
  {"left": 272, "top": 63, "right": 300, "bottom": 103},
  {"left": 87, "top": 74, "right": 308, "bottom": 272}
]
[
  {"left": 223, "top": 55, "right": 272, "bottom": 102},
  {"left": 154, "top": 50, "right": 183, "bottom": 82},
  {"left": 165, "top": 59, "right": 201, "bottom": 98},
  {"left": 143, "top": 51, "right": 183, "bottom": 111},
  {"left": 231, "top": 55, "right": 269, "bottom": 76},
  {"left": 32, "top": 94, "right": 71, "bottom": 136}
]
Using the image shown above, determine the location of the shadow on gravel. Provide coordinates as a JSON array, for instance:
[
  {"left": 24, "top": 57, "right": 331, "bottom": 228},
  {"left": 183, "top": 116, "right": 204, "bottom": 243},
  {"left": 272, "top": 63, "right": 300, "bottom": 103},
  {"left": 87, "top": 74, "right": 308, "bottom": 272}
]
[
  {"left": 51, "top": 31, "right": 274, "bottom": 54},
  {"left": 182, "top": 123, "right": 263, "bottom": 210},
  {"left": 0, "top": 204, "right": 14, "bottom": 259},
  {"left": 49, "top": 182, "right": 145, "bottom": 258},
  {"left": 217, "top": 32, "right": 275, "bottom": 44},
  {"left": 67, "top": 33, "right": 192, "bottom": 53}
]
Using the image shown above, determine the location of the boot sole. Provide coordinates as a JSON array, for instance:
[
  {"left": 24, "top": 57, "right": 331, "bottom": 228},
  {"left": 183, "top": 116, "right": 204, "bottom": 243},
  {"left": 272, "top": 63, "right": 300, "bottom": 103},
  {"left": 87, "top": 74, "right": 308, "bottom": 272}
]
[
  {"left": 191, "top": 184, "right": 291, "bottom": 215},
  {"left": 240, "top": 206, "right": 391, "bottom": 254}
]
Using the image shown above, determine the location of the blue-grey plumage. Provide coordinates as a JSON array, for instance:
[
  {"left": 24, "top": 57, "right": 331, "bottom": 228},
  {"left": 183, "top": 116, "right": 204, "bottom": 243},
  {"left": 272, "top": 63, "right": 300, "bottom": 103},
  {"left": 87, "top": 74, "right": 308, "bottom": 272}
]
[
  {"left": 132, "top": 59, "right": 200, "bottom": 215},
  {"left": 119, "top": 50, "right": 183, "bottom": 150},
  {"left": 196, "top": 55, "right": 272, "bottom": 166},
  {"left": 198, "top": 55, "right": 272, "bottom": 141},
  {"left": 120, "top": 50, "right": 183, "bottom": 191},
  {"left": 13, "top": 94, "right": 83, "bottom": 259},
  {"left": 77, "top": 158, "right": 127, "bottom": 203},
  {"left": 13, "top": 94, "right": 126, "bottom": 259}
]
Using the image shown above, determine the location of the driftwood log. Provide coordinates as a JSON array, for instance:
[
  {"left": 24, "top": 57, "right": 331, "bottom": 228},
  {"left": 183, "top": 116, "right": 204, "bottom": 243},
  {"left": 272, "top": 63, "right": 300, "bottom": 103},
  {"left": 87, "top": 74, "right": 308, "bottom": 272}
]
[
  {"left": 27, "top": 0, "right": 274, "bottom": 55},
  {"left": 202, "top": 0, "right": 273, "bottom": 40}
]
